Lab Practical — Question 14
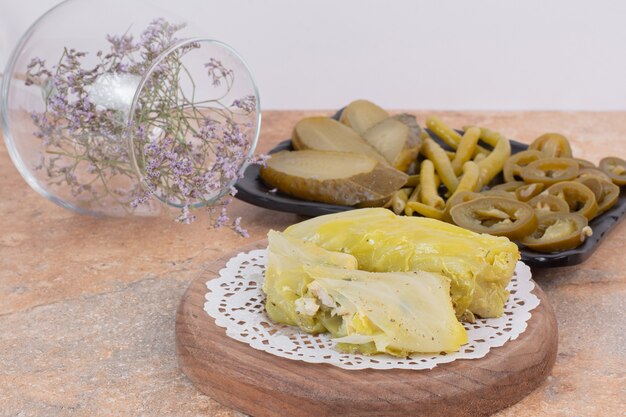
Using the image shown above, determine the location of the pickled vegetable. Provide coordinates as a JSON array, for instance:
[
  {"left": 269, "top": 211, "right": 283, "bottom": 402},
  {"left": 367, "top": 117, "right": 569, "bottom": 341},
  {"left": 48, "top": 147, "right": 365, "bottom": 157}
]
[
  {"left": 503, "top": 150, "right": 544, "bottom": 182},
  {"left": 283, "top": 108, "right": 621, "bottom": 255},
  {"left": 574, "top": 158, "right": 595, "bottom": 168},
  {"left": 390, "top": 188, "right": 411, "bottom": 214},
  {"left": 394, "top": 114, "right": 424, "bottom": 174},
  {"left": 521, "top": 157, "right": 579, "bottom": 185},
  {"left": 515, "top": 183, "right": 545, "bottom": 202},
  {"left": 446, "top": 191, "right": 481, "bottom": 207},
  {"left": 600, "top": 156, "right": 626, "bottom": 185},
  {"left": 491, "top": 181, "right": 525, "bottom": 197},
  {"left": 392, "top": 113, "right": 425, "bottom": 144},
  {"left": 451, "top": 127, "right": 481, "bottom": 175},
  {"left": 520, "top": 213, "right": 592, "bottom": 252},
  {"left": 419, "top": 159, "right": 445, "bottom": 209},
  {"left": 474, "top": 126, "right": 503, "bottom": 147},
  {"left": 455, "top": 161, "right": 481, "bottom": 194},
  {"left": 404, "top": 174, "right": 420, "bottom": 187},
  {"left": 442, "top": 191, "right": 481, "bottom": 222},
  {"left": 421, "top": 138, "right": 459, "bottom": 192},
  {"left": 529, "top": 133, "right": 573, "bottom": 158},
  {"left": 473, "top": 152, "right": 487, "bottom": 164},
  {"left": 575, "top": 176, "right": 620, "bottom": 213},
  {"left": 362, "top": 117, "right": 422, "bottom": 172},
  {"left": 292, "top": 117, "right": 385, "bottom": 162},
  {"left": 527, "top": 194, "right": 570, "bottom": 216},
  {"left": 450, "top": 197, "right": 537, "bottom": 240},
  {"left": 406, "top": 201, "right": 445, "bottom": 219},
  {"left": 426, "top": 116, "right": 463, "bottom": 150},
  {"left": 339, "top": 99, "right": 390, "bottom": 135},
  {"left": 475, "top": 131, "right": 511, "bottom": 186},
  {"left": 577, "top": 167, "right": 612, "bottom": 182},
  {"left": 597, "top": 181, "right": 620, "bottom": 213},
  {"left": 479, "top": 189, "right": 518, "bottom": 200},
  {"left": 599, "top": 182, "right": 620, "bottom": 213},
  {"left": 543, "top": 181, "right": 598, "bottom": 220},
  {"left": 404, "top": 182, "right": 422, "bottom": 216},
  {"left": 460, "top": 125, "right": 493, "bottom": 157},
  {"left": 260, "top": 150, "right": 407, "bottom": 206}
]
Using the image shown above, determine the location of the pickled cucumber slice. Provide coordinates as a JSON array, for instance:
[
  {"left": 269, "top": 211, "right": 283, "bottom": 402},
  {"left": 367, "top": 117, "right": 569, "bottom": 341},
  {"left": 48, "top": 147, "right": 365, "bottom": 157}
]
[
  {"left": 260, "top": 150, "right": 408, "bottom": 206},
  {"left": 362, "top": 116, "right": 422, "bottom": 172},
  {"left": 339, "top": 99, "right": 390, "bottom": 135},
  {"left": 292, "top": 117, "right": 386, "bottom": 162}
]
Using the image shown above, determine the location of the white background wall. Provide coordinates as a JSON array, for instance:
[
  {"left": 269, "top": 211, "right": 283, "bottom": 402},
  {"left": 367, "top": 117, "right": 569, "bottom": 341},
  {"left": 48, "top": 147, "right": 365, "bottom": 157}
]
[{"left": 1, "top": 0, "right": 625, "bottom": 110}]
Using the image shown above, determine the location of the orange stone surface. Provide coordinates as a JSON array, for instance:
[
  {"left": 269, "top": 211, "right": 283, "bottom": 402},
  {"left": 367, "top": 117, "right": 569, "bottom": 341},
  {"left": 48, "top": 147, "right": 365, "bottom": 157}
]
[{"left": 1, "top": 111, "right": 624, "bottom": 416}]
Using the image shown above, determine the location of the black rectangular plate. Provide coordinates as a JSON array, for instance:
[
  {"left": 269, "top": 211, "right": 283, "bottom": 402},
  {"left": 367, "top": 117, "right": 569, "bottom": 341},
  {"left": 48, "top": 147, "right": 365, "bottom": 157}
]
[{"left": 235, "top": 112, "right": 626, "bottom": 268}]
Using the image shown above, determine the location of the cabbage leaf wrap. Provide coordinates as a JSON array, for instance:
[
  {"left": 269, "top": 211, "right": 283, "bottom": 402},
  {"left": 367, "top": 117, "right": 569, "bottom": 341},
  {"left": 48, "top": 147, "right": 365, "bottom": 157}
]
[{"left": 285, "top": 208, "right": 520, "bottom": 319}]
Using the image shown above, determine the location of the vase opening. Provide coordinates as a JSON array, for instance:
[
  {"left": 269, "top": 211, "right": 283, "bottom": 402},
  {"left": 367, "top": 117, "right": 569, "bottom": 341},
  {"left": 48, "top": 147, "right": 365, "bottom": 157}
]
[{"left": 127, "top": 38, "right": 261, "bottom": 211}]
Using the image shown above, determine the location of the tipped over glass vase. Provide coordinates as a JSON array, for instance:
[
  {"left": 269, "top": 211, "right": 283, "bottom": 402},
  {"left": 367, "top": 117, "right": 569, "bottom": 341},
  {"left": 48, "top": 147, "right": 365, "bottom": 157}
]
[{"left": 1, "top": 0, "right": 261, "bottom": 228}]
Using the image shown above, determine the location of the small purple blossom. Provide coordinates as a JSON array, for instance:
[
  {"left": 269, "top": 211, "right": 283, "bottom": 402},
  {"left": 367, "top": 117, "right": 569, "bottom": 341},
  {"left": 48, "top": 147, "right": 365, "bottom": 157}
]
[
  {"left": 176, "top": 204, "right": 196, "bottom": 224},
  {"left": 232, "top": 95, "right": 257, "bottom": 113},
  {"left": 24, "top": 18, "right": 259, "bottom": 233},
  {"left": 106, "top": 33, "right": 137, "bottom": 55},
  {"left": 214, "top": 206, "right": 229, "bottom": 228},
  {"left": 233, "top": 217, "right": 249, "bottom": 238},
  {"left": 205, "top": 58, "right": 234, "bottom": 87}
]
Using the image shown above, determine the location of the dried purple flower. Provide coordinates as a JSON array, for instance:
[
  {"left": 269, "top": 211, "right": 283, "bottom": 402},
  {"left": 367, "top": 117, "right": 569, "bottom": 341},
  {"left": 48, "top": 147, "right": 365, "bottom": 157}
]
[
  {"left": 232, "top": 95, "right": 257, "bottom": 114},
  {"left": 25, "top": 18, "right": 259, "bottom": 234},
  {"left": 232, "top": 217, "right": 249, "bottom": 238}
]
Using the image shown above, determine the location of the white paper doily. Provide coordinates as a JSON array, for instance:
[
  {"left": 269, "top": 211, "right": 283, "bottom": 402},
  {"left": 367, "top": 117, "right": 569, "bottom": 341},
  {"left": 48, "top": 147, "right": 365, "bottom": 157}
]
[{"left": 204, "top": 249, "right": 539, "bottom": 370}]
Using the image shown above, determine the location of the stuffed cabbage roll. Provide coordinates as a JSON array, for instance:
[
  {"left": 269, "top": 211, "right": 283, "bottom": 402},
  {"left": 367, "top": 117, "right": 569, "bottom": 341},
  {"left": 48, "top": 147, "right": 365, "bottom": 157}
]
[
  {"left": 263, "top": 230, "right": 358, "bottom": 333},
  {"left": 263, "top": 230, "right": 467, "bottom": 355},
  {"left": 303, "top": 265, "right": 467, "bottom": 355},
  {"left": 284, "top": 208, "right": 520, "bottom": 320}
]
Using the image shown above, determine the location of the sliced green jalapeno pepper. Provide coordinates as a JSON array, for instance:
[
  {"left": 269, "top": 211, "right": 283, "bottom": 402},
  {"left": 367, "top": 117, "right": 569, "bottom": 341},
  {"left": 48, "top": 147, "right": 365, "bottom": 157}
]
[
  {"left": 520, "top": 213, "right": 591, "bottom": 252},
  {"left": 490, "top": 181, "right": 542, "bottom": 202},
  {"left": 574, "top": 158, "right": 595, "bottom": 169},
  {"left": 480, "top": 189, "right": 518, "bottom": 200},
  {"left": 503, "top": 150, "right": 544, "bottom": 182},
  {"left": 575, "top": 176, "right": 620, "bottom": 214},
  {"left": 527, "top": 194, "right": 570, "bottom": 216},
  {"left": 577, "top": 167, "right": 612, "bottom": 182},
  {"left": 491, "top": 181, "right": 525, "bottom": 193},
  {"left": 442, "top": 191, "right": 481, "bottom": 223},
  {"left": 521, "top": 157, "right": 579, "bottom": 185},
  {"left": 515, "top": 183, "right": 545, "bottom": 202},
  {"left": 450, "top": 196, "right": 537, "bottom": 240},
  {"left": 529, "top": 133, "right": 573, "bottom": 158},
  {"left": 543, "top": 181, "right": 599, "bottom": 220},
  {"left": 600, "top": 156, "right": 626, "bottom": 185}
]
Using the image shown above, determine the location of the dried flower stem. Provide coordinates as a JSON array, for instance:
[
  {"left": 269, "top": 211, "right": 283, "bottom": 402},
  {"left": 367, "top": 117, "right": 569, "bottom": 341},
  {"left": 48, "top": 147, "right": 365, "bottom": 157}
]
[{"left": 26, "top": 19, "right": 262, "bottom": 233}]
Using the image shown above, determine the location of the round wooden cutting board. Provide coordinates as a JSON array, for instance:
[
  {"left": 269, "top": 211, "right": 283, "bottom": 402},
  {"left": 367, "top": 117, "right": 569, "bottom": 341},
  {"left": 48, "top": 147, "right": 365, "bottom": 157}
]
[{"left": 176, "top": 240, "right": 558, "bottom": 417}]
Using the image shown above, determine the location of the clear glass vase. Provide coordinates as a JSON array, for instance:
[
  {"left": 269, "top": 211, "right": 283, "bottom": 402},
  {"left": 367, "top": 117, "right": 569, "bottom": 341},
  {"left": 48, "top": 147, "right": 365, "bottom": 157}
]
[{"left": 1, "top": 0, "right": 261, "bottom": 222}]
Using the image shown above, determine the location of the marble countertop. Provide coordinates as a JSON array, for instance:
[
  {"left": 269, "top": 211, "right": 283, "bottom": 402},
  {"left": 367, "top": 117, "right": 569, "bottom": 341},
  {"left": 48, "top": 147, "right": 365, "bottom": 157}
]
[{"left": 1, "top": 111, "right": 624, "bottom": 416}]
